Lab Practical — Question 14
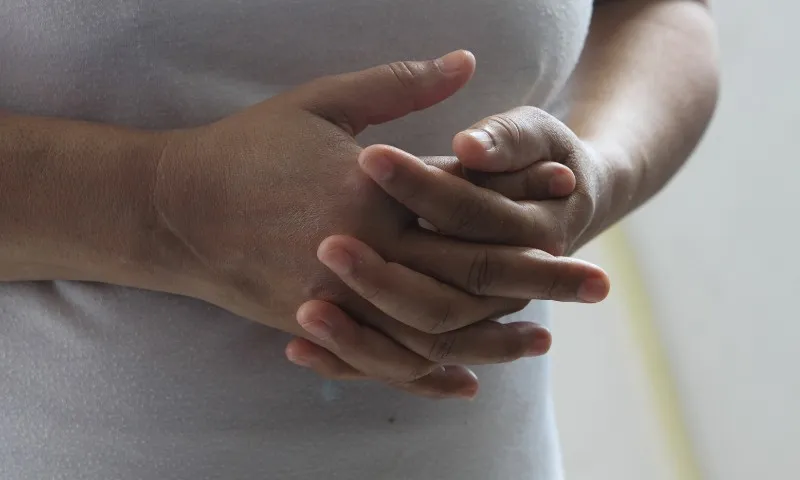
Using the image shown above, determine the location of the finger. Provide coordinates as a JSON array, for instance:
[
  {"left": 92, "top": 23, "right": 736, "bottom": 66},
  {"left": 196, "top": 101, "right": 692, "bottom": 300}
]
[
  {"left": 285, "top": 337, "right": 364, "bottom": 380},
  {"left": 452, "top": 107, "right": 604, "bottom": 252},
  {"left": 296, "top": 302, "right": 479, "bottom": 398},
  {"left": 392, "top": 230, "right": 611, "bottom": 302},
  {"left": 297, "top": 300, "right": 435, "bottom": 383},
  {"left": 360, "top": 145, "right": 539, "bottom": 245},
  {"left": 422, "top": 156, "right": 575, "bottom": 200},
  {"left": 387, "top": 365, "right": 479, "bottom": 400},
  {"left": 281, "top": 50, "right": 476, "bottom": 135},
  {"left": 419, "top": 155, "right": 463, "bottom": 177},
  {"left": 376, "top": 318, "right": 554, "bottom": 365},
  {"left": 287, "top": 338, "right": 479, "bottom": 399},
  {"left": 303, "top": 297, "right": 552, "bottom": 367},
  {"left": 317, "top": 235, "right": 523, "bottom": 333},
  {"left": 296, "top": 300, "right": 476, "bottom": 393},
  {"left": 463, "top": 161, "right": 576, "bottom": 200},
  {"left": 298, "top": 300, "right": 550, "bottom": 382},
  {"left": 452, "top": 106, "right": 575, "bottom": 172}
]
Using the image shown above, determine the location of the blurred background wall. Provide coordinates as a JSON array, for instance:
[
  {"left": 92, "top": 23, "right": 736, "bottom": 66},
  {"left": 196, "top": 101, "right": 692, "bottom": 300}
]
[{"left": 551, "top": 1, "right": 799, "bottom": 478}]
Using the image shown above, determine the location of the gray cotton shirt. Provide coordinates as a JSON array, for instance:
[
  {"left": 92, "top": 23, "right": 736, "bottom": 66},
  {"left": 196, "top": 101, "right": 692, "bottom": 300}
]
[{"left": 0, "top": 1, "right": 592, "bottom": 478}]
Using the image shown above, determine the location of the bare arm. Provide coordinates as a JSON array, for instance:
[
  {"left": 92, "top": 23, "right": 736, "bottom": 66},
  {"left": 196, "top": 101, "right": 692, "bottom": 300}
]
[
  {"left": 0, "top": 113, "right": 168, "bottom": 287},
  {"left": 569, "top": 0, "right": 719, "bottom": 245},
  {"left": 2, "top": 54, "right": 608, "bottom": 397},
  {"left": 285, "top": 2, "right": 719, "bottom": 384}
]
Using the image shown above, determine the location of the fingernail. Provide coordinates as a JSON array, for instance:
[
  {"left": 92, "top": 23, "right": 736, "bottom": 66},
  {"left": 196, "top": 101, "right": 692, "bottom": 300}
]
[
  {"left": 287, "top": 352, "right": 312, "bottom": 367},
  {"left": 435, "top": 50, "right": 468, "bottom": 75},
  {"left": 457, "top": 385, "right": 478, "bottom": 400},
  {"left": 417, "top": 218, "right": 438, "bottom": 232},
  {"left": 526, "top": 328, "right": 552, "bottom": 356},
  {"left": 578, "top": 277, "right": 609, "bottom": 303},
  {"left": 300, "top": 317, "right": 334, "bottom": 342},
  {"left": 319, "top": 248, "right": 354, "bottom": 276},
  {"left": 549, "top": 171, "right": 574, "bottom": 196},
  {"left": 434, "top": 366, "right": 479, "bottom": 399},
  {"left": 361, "top": 154, "right": 394, "bottom": 182},
  {"left": 467, "top": 130, "right": 495, "bottom": 151}
]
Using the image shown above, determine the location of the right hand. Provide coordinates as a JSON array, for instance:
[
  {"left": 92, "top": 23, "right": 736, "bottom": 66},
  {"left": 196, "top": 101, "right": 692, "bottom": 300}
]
[{"left": 151, "top": 51, "right": 605, "bottom": 397}]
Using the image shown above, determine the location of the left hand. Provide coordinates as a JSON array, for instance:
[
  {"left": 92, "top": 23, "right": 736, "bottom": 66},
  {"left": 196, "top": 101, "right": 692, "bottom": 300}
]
[
  {"left": 445, "top": 105, "right": 613, "bottom": 258},
  {"left": 285, "top": 106, "right": 614, "bottom": 396}
]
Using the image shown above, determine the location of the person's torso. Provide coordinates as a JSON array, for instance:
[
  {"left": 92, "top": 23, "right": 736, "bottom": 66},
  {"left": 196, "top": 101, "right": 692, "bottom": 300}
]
[{"left": 0, "top": 1, "right": 592, "bottom": 478}]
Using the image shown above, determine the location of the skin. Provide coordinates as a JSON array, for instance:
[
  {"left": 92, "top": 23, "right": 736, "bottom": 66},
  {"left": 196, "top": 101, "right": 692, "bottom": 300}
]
[
  {"left": 0, "top": 52, "right": 607, "bottom": 398},
  {"left": 287, "top": 0, "right": 720, "bottom": 398},
  {"left": 0, "top": 0, "right": 717, "bottom": 400}
]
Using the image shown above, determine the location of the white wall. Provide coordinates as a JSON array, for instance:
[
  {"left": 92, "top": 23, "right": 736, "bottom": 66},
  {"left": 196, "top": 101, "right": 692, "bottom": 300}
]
[{"left": 553, "top": 2, "right": 800, "bottom": 478}]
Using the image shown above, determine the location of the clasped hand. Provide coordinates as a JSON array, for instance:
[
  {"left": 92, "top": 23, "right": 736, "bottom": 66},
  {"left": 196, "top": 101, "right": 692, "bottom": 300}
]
[{"left": 153, "top": 50, "right": 611, "bottom": 399}]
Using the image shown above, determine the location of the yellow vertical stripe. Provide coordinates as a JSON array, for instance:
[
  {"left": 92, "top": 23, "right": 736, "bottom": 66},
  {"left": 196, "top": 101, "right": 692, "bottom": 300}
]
[{"left": 601, "top": 226, "right": 703, "bottom": 480}]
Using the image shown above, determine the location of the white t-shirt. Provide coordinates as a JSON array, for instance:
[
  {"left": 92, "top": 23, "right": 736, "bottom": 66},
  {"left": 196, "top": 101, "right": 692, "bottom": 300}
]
[{"left": 0, "top": 1, "right": 592, "bottom": 478}]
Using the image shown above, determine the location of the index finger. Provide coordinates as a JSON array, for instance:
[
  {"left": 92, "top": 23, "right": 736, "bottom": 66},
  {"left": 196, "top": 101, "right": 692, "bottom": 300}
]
[
  {"left": 360, "top": 145, "right": 540, "bottom": 246},
  {"left": 423, "top": 156, "right": 576, "bottom": 200}
]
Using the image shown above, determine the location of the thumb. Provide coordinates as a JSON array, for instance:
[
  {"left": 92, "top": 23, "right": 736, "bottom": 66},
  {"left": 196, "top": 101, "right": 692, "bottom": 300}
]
[
  {"left": 279, "top": 50, "right": 475, "bottom": 135},
  {"left": 452, "top": 106, "right": 567, "bottom": 173}
]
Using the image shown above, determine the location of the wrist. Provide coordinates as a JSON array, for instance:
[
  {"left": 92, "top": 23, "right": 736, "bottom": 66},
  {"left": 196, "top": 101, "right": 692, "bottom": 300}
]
[
  {"left": 109, "top": 130, "right": 191, "bottom": 291},
  {"left": 63, "top": 127, "right": 217, "bottom": 298},
  {"left": 127, "top": 128, "right": 222, "bottom": 298},
  {"left": 50, "top": 128, "right": 173, "bottom": 289},
  {"left": 576, "top": 140, "right": 638, "bottom": 248},
  {"left": 0, "top": 114, "right": 171, "bottom": 288}
]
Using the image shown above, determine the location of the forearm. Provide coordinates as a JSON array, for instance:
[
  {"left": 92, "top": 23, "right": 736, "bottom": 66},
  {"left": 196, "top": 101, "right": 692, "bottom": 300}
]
[
  {"left": 0, "top": 112, "right": 168, "bottom": 287},
  {"left": 566, "top": 0, "right": 719, "bottom": 245}
]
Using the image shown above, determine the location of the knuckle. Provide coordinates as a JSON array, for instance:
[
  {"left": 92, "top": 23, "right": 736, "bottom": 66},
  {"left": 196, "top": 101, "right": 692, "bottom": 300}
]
[
  {"left": 506, "top": 206, "right": 539, "bottom": 247},
  {"left": 360, "top": 287, "right": 381, "bottom": 301},
  {"left": 401, "top": 362, "right": 434, "bottom": 384},
  {"left": 388, "top": 61, "right": 419, "bottom": 89},
  {"left": 374, "top": 60, "right": 420, "bottom": 115},
  {"left": 466, "top": 249, "right": 493, "bottom": 295},
  {"left": 516, "top": 106, "right": 569, "bottom": 160},
  {"left": 387, "top": 61, "right": 423, "bottom": 109},
  {"left": 426, "top": 301, "right": 455, "bottom": 334},
  {"left": 544, "top": 273, "right": 560, "bottom": 300},
  {"left": 446, "top": 195, "right": 486, "bottom": 234},
  {"left": 426, "top": 333, "right": 458, "bottom": 362},
  {"left": 305, "top": 276, "right": 347, "bottom": 303},
  {"left": 353, "top": 274, "right": 382, "bottom": 301},
  {"left": 521, "top": 168, "right": 546, "bottom": 200},
  {"left": 487, "top": 114, "right": 523, "bottom": 149}
]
